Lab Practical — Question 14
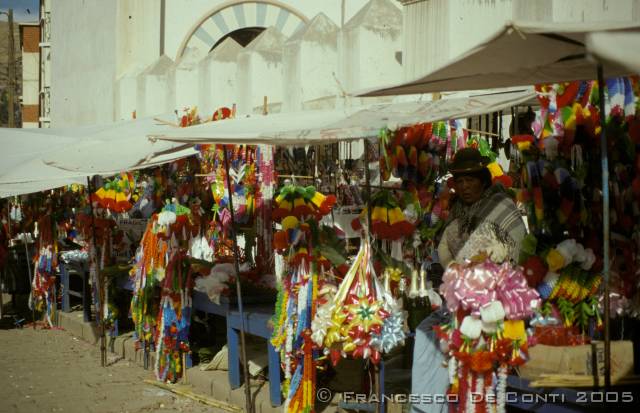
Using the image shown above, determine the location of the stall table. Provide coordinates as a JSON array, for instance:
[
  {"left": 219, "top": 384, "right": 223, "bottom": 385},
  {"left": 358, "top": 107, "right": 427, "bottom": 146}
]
[
  {"left": 58, "top": 260, "right": 91, "bottom": 322},
  {"left": 226, "top": 305, "right": 281, "bottom": 407}
]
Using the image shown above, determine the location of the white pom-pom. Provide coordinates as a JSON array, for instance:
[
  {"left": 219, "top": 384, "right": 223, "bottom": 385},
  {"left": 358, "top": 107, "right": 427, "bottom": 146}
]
[
  {"left": 459, "top": 316, "right": 482, "bottom": 339},
  {"left": 581, "top": 248, "right": 596, "bottom": 270},
  {"left": 556, "top": 239, "right": 577, "bottom": 266},
  {"left": 480, "top": 301, "right": 505, "bottom": 323}
]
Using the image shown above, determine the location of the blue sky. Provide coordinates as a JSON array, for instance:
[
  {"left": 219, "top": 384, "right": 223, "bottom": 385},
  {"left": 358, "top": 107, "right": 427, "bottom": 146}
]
[{"left": 0, "top": 0, "right": 39, "bottom": 22}]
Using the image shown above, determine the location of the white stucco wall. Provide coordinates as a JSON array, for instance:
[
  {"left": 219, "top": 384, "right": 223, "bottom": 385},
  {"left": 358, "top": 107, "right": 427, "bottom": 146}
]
[
  {"left": 49, "top": 0, "right": 407, "bottom": 125},
  {"left": 236, "top": 27, "right": 285, "bottom": 114},
  {"left": 136, "top": 55, "right": 176, "bottom": 117},
  {"left": 402, "top": 0, "right": 640, "bottom": 81},
  {"left": 344, "top": 0, "right": 403, "bottom": 92},
  {"left": 50, "top": 0, "right": 118, "bottom": 126},
  {"left": 199, "top": 37, "right": 243, "bottom": 115},
  {"left": 283, "top": 13, "right": 339, "bottom": 111},
  {"left": 22, "top": 53, "right": 39, "bottom": 105},
  {"left": 172, "top": 47, "right": 206, "bottom": 111},
  {"left": 115, "top": 71, "right": 142, "bottom": 121},
  {"left": 115, "top": 0, "right": 161, "bottom": 79}
]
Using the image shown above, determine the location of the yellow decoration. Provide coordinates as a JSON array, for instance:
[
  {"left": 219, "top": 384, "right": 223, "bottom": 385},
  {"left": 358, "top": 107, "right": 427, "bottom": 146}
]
[
  {"left": 371, "top": 206, "right": 386, "bottom": 222},
  {"left": 487, "top": 162, "right": 503, "bottom": 178},
  {"left": 345, "top": 297, "right": 384, "bottom": 334},
  {"left": 279, "top": 199, "right": 292, "bottom": 212},
  {"left": 502, "top": 320, "right": 526, "bottom": 341},
  {"left": 546, "top": 249, "right": 565, "bottom": 272},
  {"left": 293, "top": 197, "right": 306, "bottom": 209},
  {"left": 281, "top": 216, "right": 299, "bottom": 231},
  {"left": 310, "top": 191, "right": 325, "bottom": 207}
]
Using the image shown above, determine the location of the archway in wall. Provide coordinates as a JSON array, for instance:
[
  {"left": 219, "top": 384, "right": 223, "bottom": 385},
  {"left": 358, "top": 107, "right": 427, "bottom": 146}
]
[
  {"left": 177, "top": 0, "right": 309, "bottom": 58},
  {"left": 211, "top": 26, "right": 265, "bottom": 50}
]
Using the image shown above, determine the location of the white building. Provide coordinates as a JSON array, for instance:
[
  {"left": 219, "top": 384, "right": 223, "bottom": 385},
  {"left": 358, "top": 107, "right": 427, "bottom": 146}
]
[
  {"left": 49, "top": 0, "right": 402, "bottom": 127},
  {"left": 19, "top": 22, "right": 40, "bottom": 128},
  {"left": 400, "top": 0, "right": 640, "bottom": 80},
  {"left": 47, "top": 0, "right": 639, "bottom": 127}
]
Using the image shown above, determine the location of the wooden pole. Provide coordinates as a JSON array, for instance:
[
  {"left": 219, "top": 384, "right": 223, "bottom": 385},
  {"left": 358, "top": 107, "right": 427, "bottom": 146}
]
[
  {"left": 7, "top": 9, "right": 16, "bottom": 128},
  {"left": 362, "top": 139, "right": 383, "bottom": 413},
  {"left": 87, "top": 176, "right": 107, "bottom": 367},
  {"left": 222, "top": 146, "right": 254, "bottom": 413},
  {"left": 143, "top": 379, "right": 242, "bottom": 412},
  {"left": 597, "top": 64, "right": 611, "bottom": 389},
  {"left": 19, "top": 202, "right": 35, "bottom": 329}
]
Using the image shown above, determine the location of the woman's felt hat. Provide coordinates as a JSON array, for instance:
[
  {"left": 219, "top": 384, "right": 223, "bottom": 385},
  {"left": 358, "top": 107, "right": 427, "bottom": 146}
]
[{"left": 448, "top": 148, "right": 490, "bottom": 174}]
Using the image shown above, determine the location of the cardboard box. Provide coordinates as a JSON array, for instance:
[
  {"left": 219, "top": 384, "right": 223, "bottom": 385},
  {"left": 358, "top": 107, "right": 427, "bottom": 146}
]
[{"left": 519, "top": 341, "right": 634, "bottom": 381}]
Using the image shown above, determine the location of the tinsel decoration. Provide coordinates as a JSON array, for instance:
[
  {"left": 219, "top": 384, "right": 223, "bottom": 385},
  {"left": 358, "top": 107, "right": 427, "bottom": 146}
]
[
  {"left": 29, "top": 215, "right": 58, "bottom": 327},
  {"left": 311, "top": 238, "right": 406, "bottom": 366},
  {"left": 154, "top": 251, "right": 193, "bottom": 382}
]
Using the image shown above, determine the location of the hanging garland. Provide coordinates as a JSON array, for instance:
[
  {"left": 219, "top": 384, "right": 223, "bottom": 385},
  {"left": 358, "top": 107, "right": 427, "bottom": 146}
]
[
  {"left": 436, "top": 258, "right": 540, "bottom": 413},
  {"left": 91, "top": 172, "right": 137, "bottom": 213},
  {"left": 30, "top": 214, "right": 58, "bottom": 327},
  {"left": 129, "top": 201, "right": 197, "bottom": 382},
  {"left": 270, "top": 183, "right": 340, "bottom": 413},
  {"left": 154, "top": 250, "right": 194, "bottom": 382}
]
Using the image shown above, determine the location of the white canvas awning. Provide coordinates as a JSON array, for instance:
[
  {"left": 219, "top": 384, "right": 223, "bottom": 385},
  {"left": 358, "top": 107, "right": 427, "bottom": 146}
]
[
  {"left": 0, "top": 116, "right": 198, "bottom": 197},
  {"left": 29, "top": 117, "right": 197, "bottom": 174},
  {"left": 358, "top": 21, "right": 640, "bottom": 97},
  {"left": 151, "top": 89, "right": 535, "bottom": 145}
]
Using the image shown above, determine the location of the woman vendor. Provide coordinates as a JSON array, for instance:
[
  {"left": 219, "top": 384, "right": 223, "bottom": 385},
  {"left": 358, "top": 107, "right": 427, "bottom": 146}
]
[{"left": 411, "top": 148, "right": 527, "bottom": 413}]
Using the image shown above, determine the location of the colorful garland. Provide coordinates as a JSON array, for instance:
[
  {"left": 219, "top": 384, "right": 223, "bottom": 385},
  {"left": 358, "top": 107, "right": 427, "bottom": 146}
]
[
  {"left": 91, "top": 172, "right": 137, "bottom": 213},
  {"left": 30, "top": 215, "right": 58, "bottom": 327},
  {"left": 351, "top": 190, "right": 414, "bottom": 240},
  {"left": 130, "top": 202, "right": 196, "bottom": 382},
  {"left": 270, "top": 184, "right": 338, "bottom": 413},
  {"left": 436, "top": 259, "right": 540, "bottom": 413}
]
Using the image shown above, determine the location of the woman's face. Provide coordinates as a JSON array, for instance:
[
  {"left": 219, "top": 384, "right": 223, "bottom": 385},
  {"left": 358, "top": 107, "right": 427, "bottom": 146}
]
[{"left": 454, "top": 175, "right": 485, "bottom": 205}]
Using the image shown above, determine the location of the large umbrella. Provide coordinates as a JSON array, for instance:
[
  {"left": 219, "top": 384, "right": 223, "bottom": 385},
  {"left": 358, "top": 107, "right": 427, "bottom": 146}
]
[
  {"left": 358, "top": 20, "right": 640, "bottom": 96},
  {"left": 360, "top": 20, "right": 640, "bottom": 388}
]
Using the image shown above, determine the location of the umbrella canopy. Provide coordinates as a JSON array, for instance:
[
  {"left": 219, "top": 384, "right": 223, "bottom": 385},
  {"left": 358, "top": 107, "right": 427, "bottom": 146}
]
[
  {"left": 151, "top": 89, "right": 535, "bottom": 145},
  {"left": 358, "top": 21, "right": 640, "bottom": 97}
]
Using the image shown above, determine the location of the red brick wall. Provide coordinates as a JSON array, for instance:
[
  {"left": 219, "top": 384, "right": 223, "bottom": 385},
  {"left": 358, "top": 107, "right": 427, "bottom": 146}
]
[
  {"left": 22, "top": 104, "right": 39, "bottom": 123},
  {"left": 21, "top": 25, "right": 40, "bottom": 53}
]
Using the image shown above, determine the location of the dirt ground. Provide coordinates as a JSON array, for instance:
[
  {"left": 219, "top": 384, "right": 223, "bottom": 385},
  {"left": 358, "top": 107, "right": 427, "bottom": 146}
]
[{"left": 0, "top": 301, "right": 231, "bottom": 413}]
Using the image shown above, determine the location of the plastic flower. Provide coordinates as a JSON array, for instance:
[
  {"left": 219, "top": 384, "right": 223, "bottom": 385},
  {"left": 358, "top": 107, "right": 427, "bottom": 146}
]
[
  {"left": 502, "top": 320, "right": 526, "bottom": 341},
  {"left": 546, "top": 249, "right": 565, "bottom": 272}
]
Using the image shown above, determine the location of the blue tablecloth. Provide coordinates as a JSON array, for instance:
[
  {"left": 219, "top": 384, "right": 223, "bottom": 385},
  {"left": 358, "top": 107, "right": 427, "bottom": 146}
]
[{"left": 411, "top": 309, "right": 450, "bottom": 413}]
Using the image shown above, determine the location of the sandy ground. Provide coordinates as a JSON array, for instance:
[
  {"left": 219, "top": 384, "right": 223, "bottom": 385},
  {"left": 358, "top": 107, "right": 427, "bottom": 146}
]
[{"left": 0, "top": 322, "right": 230, "bottom": 413}]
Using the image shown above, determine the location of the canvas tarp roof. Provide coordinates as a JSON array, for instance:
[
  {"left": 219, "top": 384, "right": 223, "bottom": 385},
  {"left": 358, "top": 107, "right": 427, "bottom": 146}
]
[
  {"left": 151, "top": 89, "right": 535, "bottom": 145},
  {"left": 1, "top": 90, "right": 534, "bottom": 197},
  {"left": 358, "top": 21, "right": 640, "bottom": 97},
  {"left": 0, "top": 116, "right": 198, "bottom": 198}
]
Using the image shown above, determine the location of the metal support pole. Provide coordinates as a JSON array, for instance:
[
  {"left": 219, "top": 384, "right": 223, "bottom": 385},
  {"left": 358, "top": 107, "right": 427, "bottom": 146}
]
[
  {"left": 223, "top": 146, "right": 254, "bottom": 413},
  {"left": 596, "top": 64, "right": 611, "bottom": 388},
  {"left": 87, "top": 176, "right": 107, "bottom": 367}
]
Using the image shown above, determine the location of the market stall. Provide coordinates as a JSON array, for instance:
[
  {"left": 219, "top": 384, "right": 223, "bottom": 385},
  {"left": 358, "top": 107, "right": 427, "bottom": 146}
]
[
  {"left": 359, "top": 20, "right": 640, "bottom": 413},
  {"left": 2, "top": 60, "right": 638, "bottom": 413}
]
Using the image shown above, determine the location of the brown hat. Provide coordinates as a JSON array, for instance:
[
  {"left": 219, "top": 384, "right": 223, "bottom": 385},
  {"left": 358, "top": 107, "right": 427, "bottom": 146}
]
[{"left": 448, "top": 148, "right": 490, "bottom": 174}]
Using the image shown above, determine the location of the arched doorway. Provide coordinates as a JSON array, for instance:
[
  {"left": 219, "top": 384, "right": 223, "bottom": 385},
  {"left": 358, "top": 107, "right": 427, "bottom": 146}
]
[
  {"left": 211, "top": 26, "right": 265, "bottom": 51},
  {"left": 177, "top": 0, "right": 308, "bottom": 58}
]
